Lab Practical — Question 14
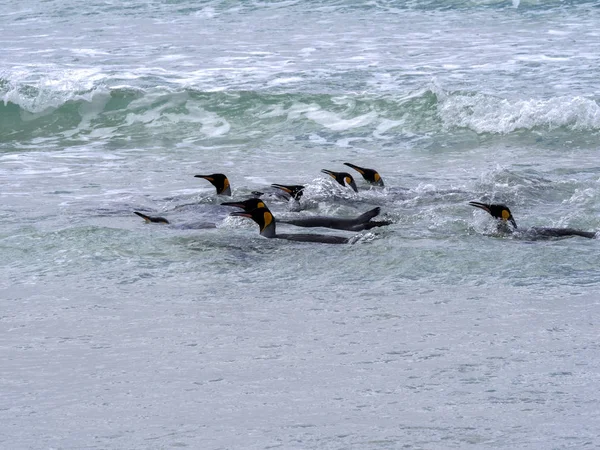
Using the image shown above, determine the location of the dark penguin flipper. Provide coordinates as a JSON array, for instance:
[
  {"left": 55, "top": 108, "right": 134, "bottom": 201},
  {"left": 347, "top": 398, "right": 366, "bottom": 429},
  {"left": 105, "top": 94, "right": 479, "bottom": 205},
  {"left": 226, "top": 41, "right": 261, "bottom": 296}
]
[
  {"left": 355, "top": 207, "right": 381, "bottom": 223},
  {"left": 134, "top": 212, "right": 170, "bottom": 224}
]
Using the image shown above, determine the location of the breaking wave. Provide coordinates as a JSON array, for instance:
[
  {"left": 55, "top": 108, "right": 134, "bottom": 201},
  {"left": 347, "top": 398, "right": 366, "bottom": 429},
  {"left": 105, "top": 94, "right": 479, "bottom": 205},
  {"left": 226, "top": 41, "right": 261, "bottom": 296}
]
[{"left": 2, "top": 77, "right": 599, "bottom": 147}]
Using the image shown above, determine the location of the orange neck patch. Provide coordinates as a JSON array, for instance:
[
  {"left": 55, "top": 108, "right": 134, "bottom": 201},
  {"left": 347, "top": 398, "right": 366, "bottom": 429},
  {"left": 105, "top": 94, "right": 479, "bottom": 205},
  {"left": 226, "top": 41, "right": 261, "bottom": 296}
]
[{"left": 262, "top": 211, "right": 273, "bottom": 230}]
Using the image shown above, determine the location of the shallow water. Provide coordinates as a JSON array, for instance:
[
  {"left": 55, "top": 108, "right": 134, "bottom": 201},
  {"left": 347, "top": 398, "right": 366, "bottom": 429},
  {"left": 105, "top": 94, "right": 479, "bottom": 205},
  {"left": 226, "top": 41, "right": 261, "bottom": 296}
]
[{"left": 2, "top": 1, "right": 600, "bottom": 448}]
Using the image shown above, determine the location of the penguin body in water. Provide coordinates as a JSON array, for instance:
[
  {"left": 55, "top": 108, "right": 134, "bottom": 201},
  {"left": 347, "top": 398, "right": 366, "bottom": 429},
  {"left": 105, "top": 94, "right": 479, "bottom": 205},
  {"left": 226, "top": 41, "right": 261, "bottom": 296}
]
[
  {"left": 469, "top": 201, "right": 597, "bottom": 239},
  {"left": 279, "top": 207, "right": 391, "bottom": 231},
  {"left": 133, "top": 211, "right": 217, "bottom": 229},
  {"left": 134, "top": 212, "right": 170, "bottom": 224},
  {"left": 222, "top": 198, "right": 392, "bottom": 231},
  {"left": 230, "top": 207, "right": 351, "bottom": 244}
]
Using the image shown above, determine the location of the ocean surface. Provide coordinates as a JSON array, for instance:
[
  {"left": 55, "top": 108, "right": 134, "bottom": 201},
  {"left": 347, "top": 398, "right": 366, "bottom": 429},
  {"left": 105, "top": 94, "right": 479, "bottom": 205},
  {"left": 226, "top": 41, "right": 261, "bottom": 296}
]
[{"left": 2, "top": 1, "right": 600, "bottom": 448}]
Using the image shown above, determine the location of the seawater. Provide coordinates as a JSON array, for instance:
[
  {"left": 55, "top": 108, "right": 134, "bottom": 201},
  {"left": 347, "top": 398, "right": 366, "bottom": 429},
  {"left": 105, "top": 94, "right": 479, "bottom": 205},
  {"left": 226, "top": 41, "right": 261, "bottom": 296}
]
[{"left": 2, "top": 1, "right": 600, "bottom": 448}]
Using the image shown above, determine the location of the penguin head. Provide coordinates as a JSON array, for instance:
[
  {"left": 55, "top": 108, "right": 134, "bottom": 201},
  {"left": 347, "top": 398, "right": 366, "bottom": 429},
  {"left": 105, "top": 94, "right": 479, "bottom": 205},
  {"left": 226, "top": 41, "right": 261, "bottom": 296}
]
[
  {"left": 321, "top": 169, "right": 359, "bottom": 193},
  {"left": 134, "top": 212, "right": 170, "bottom": 224},
  {"left": 221, "top": 198, "right": 267, "bottom": 212},
  {"left": 194, "top": 173, "right": 231, "bottom": 196},
  {"left": 343, "top": 162, "right": 384, "bottom": 187},
  {"left": 230, "top": 207, "right": 276, "bottom": 237},
  {"left": 371, "top": 171, "right": 383, "bottom": 186},
  {"left": 469, "top": 201, "right": 517, "bottom": 229},
  {"left": 271, "top": 184, "right": 305, "bottom": 200}
]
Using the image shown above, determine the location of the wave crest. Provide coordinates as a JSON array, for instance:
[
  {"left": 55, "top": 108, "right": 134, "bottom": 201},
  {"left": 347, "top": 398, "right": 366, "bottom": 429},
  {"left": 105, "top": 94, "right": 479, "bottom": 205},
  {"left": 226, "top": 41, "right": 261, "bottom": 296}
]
[
  {"left": 438, "top": 92, "right": 600, "bottom": 134},
  {"left": 2, "top": 79, "right": 599, "bottom": 145}
]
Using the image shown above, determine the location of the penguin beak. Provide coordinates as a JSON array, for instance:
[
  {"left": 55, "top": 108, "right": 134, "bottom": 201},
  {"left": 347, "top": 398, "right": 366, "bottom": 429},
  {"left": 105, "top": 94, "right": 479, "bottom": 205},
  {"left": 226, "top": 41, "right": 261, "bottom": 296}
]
[
  {"left": 194, "top": 175, "right": 211, "bottom": 181},
  {"left": 344, "top": 162, "right": 364, "bottom": 174},
  {"left": 229, "top": 211, "right": 251, "bottom": 218},
  {"left": 509, "top": 217, "right": 518, "bottom": 229},
  {"left": 271, "top": 184, "right": 292, "bottom": 194},
  {"left": 321, "top": 169, "right": 335, "bottom": 178},
  {"left": 468, "top": 201, "right": 491, "bottom": 214}
]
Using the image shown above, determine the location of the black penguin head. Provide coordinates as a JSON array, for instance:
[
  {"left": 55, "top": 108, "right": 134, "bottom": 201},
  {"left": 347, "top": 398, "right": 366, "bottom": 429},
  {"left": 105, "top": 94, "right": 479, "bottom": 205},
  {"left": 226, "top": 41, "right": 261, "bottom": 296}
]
[
  {"left": 321, "top": 169, "right": 359, "bottom": 193},
  {"left": 271, "top": 184, "right": 305, "bottom": 200},
  {"left": 221, "top": 198, "right": 267, "bottom": 212},
  {"left": 230, "top": 206, "right": 276, "bottom": 237},
  {"left": 194, "top": 173, "right": 231, "bottom": 196},
  {"left": 469, "top": 201, "right": 517, "bottom": 229},
  {"left": 343, "top": 162, "right": 384, "bottom": 187}
]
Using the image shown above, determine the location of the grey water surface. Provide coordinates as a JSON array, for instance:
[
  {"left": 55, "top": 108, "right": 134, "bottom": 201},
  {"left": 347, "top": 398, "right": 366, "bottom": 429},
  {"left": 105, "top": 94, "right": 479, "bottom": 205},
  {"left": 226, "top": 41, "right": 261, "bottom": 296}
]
[{"left": 2, "top": 1, "right": 600, "bottom": 448}]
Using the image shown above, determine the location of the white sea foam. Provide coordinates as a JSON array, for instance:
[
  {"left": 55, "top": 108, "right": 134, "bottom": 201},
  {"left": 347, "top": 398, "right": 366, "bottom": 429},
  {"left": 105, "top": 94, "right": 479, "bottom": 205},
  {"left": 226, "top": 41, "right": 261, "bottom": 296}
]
[
  {"left": 268, "top": 76, "right": 303, "bottom": 86},
  {"left": 286, "top": 102, "right": 322, "bottom": 119},
  {"left": 305, "top": 110, "right": 378, "bottom": 131},
  {"left": 2, "top": 67, "right": 108, "bottom": 113},
  {"left": 438, "top": 93, "right": 600, "bottom": 133},
  {"left": 191, "top": 107, "right": 231, "bottom": 138},
  {"left": 373, "top": 119, "right": 404, "bottom": 139}
]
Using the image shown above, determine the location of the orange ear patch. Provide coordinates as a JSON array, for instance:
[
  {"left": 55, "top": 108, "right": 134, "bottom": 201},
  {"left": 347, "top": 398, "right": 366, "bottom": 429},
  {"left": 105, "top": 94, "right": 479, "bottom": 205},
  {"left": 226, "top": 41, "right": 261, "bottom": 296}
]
[
  {"left": 501, "top": 209, "right": 511, "bottom": 221},
  {"left": 374, "top": 173, "right": 381, "bottom": 182},
  {"left": 263, "top": 211, "right": 273, "bottom": 229}
]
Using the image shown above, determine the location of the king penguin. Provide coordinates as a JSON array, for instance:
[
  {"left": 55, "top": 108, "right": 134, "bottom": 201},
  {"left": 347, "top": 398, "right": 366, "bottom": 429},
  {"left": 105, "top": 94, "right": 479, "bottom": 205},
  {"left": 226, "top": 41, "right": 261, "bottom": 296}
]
[
  {"left": 194, "top": 173, "right": 232, "bottom": 196},
  {"left": 222, "top": 198, "right": 392, "bottom": 231},
  {"left": 469, "top": 201, "right": 597, "bottom": 239},
  {"left": 321, "top": 169, "right": 358, "bottom": 193},
  {"left": 343, "top": 163, "right": 384, "bottom": 187},
  {"left": 230, "top": 206, "right": 352, "bottom": 244}
]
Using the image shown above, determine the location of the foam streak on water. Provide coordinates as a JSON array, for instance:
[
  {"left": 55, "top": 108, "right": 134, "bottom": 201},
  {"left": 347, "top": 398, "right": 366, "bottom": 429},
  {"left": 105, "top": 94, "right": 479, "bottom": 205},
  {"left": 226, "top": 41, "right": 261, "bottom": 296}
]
[{"left": 2, "top": 1, "right": 600, "bottom": 448}]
